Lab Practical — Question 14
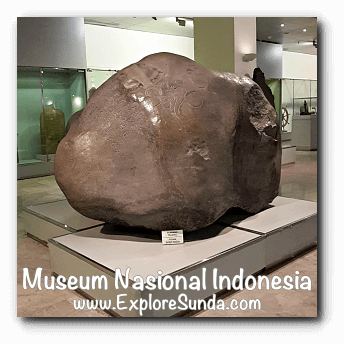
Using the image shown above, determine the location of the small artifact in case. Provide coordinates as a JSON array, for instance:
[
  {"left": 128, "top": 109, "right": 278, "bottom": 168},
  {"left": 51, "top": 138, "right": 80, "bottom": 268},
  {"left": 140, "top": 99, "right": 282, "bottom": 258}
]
[
  {"left": 300, "top": 100, "right": 310, "bottom": 115},
  {"left": 40, "top": 107, "right": 65, "bottom": 155}
]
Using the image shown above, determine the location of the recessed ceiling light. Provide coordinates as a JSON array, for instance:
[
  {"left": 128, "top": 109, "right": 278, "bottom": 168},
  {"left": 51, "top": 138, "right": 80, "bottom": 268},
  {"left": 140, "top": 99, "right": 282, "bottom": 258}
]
[
  {"left": 303, "top": 29, "right": 307, "bottom": 32},
  {"left": 281, "top": 24, "right": 284, "bottom": 27}
]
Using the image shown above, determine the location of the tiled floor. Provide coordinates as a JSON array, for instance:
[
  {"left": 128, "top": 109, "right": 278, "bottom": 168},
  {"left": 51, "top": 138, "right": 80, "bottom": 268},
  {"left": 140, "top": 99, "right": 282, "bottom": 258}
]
[{"left": 16, "top": 151, "right": 317, "bottom": 317}]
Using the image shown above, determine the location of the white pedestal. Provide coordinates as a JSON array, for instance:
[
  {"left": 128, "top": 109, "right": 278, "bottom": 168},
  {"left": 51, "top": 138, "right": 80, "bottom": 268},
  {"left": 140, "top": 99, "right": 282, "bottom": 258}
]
[
  {"left": 49, "top": 225, "right": 264, "bottom": 317},
  {"left": 291, "top": 115, "right": 317, "bottom": 151},
  {"left": 47, "top": 196, "right": 317, "bottom": 317},
  {"left": 219, "top": 197, "right": 317, "bottom": 268},
  {"left": 281, "top": 145, "right": 296, "bottom": 165},
  {"left": 22, "top": 199, "right": 104, "bottom": 245}
]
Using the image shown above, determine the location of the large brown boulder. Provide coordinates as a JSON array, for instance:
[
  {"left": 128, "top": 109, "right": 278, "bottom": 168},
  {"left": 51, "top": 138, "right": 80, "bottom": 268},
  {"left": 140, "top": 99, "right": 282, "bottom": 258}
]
[{"left": 55, "top": 52, "right": 281, "bottom": 232}]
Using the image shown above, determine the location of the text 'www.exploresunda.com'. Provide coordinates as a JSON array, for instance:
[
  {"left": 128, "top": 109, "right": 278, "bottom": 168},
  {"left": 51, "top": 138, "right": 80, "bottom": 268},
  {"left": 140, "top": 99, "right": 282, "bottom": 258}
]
[{"left": 73, "top": 293, "right": 262, "bottom": 316}]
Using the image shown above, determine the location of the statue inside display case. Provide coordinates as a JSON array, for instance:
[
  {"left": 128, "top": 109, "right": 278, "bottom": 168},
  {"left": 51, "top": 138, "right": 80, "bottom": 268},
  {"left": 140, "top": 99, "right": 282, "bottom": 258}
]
[
  {"left": 55, "top": 52, "right": 281, "bottom": 232},
  {"left": 300, "top": 100, "right": 310, "bottom": 115},
  {"left": 40, "top": 107, "right": 65, "bottom": 155}
]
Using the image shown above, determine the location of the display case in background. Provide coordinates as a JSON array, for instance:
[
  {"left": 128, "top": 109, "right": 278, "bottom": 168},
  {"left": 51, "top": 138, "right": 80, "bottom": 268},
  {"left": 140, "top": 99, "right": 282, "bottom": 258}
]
[
  {"left": 280, "top": 79, "right": 317, "bottom": 151},
  {"left": 279, "top": 79, "right": 317, "bottom": 135},
  {"left": 293, "top": 79, "right": 317, "bottom": 117},
  {"left": 265, "top": 78, "right": 317, "bottom": 163},
  {"left": 17, "top": 67, "right": 87, "bottom": 179},
  {"left": 85, "top": 68, "right": 117, "bottom": 98}
]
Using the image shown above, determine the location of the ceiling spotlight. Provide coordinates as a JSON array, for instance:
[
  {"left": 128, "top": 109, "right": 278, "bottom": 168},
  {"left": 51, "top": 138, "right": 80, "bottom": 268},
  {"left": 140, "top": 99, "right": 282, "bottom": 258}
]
[
  {"left": 281, "top": 23, "right": 285, "bottom": 27},
  {"left": 303, "top": 28, "right": 307, "bottom": 32}
]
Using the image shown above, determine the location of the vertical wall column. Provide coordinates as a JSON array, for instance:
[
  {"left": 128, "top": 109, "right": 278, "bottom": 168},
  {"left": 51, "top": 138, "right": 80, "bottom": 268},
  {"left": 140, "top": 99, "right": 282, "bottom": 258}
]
[
  {"left": 193, "top": 17, "right": 257, "bottom": 76},
  {"left": 193, "top": 17, "right": 235, "bottom": 73}
]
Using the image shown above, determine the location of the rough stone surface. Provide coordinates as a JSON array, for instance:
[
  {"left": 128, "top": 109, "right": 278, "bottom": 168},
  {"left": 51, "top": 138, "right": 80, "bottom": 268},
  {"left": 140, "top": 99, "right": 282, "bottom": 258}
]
[{"left": 55, "top": 53, "right": 281, "bottom": 232}]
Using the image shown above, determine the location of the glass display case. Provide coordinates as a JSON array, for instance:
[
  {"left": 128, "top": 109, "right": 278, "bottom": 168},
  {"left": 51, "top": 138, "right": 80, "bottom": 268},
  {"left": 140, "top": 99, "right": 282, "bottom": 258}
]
[
  {"left": 280, "top": 79, "right": 317, "bottom": 134},
  {"left": 293, "top": 79, "right": 317, "bottom": 116},
  {"left": 17, "top": 67, "right": 87, "bottom": 177},
  {"left": 276, "top": 78, "right": 318, "bottom": 151},
  {"left": 86, "top": 68, "right": 117, "bottom": 97}
]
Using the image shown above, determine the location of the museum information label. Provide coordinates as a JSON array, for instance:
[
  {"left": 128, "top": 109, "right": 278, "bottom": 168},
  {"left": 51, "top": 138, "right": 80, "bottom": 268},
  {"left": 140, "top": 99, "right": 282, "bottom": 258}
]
[{"left": 161, "top": 230, "right": 184, "bottom": 245}]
